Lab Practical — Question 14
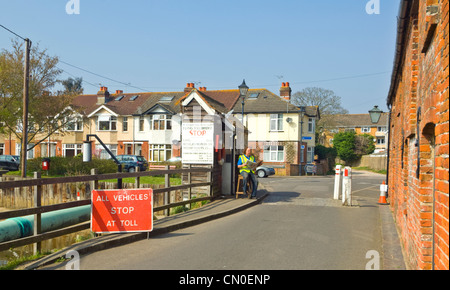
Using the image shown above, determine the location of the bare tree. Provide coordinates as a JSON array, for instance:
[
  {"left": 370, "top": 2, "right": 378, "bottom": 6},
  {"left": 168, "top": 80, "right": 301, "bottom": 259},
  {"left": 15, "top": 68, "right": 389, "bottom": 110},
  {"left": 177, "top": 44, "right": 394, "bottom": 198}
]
[
  {"left": 291, "top": 87, "right": 348, "bottom": 115},
  {"left": 291, "top": 87, "right": 349, "bottom": 145}
]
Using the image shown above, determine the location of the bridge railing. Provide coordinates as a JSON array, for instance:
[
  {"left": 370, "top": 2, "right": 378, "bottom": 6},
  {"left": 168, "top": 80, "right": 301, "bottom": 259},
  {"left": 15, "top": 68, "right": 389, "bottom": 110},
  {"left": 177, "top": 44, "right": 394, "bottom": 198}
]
[{"left": 0, "top": 166, "right": 213, "bottom": 253}]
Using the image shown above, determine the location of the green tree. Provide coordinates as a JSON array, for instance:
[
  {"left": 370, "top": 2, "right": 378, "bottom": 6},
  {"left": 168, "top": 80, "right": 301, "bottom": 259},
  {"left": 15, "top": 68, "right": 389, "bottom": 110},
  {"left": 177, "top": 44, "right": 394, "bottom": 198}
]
[
  {"left": 333, "top": 131, "right": 376, "bottom": 164},
  {"left": 333, "top": 131, "right": 358, "bottom": 163},
  {"left": 0, "top": 40, "right": 77, "bottom": 149}
]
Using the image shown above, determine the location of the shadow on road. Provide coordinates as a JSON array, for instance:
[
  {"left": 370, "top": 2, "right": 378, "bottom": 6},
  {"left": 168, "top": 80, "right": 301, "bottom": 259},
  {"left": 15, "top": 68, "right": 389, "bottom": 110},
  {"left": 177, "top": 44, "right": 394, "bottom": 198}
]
[{"left": 262, "top": 191, "right": 301, "bottom": 204}]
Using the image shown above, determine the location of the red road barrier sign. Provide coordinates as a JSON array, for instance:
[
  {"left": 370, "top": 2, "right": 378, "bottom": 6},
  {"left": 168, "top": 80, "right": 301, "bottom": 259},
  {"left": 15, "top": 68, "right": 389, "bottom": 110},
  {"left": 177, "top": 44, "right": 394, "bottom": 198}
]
[{"left": 91, "top": 189, "right": 153, "bottom": 233}]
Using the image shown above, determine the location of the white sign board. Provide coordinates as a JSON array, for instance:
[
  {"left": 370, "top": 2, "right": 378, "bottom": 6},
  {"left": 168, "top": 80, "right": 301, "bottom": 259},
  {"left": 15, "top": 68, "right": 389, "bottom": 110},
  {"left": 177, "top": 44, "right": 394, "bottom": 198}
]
[{"left": 182, "top": 122, "right": 214, "bottom": 164}]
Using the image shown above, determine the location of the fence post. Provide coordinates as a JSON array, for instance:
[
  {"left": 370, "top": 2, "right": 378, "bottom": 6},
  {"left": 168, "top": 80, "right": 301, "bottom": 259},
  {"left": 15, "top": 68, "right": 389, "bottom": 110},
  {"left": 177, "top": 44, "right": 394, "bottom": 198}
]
[
  {"left": 333, "top": 165, "right": 342, "bottom": 200},
  {"left": 33, "top": 172, "right": 42, "bottom": 255},
  {"left": 164, "top": 165, "right": 170, "bottom": 216},
  {"left": 135, "top": 166, "right": 140, "bottom": 188},
  {"left": 207, "top": 168, "right": 212, "bottom": 197},
  {"left": 186, "top": 164, "right": 192, "bottom": 209}
]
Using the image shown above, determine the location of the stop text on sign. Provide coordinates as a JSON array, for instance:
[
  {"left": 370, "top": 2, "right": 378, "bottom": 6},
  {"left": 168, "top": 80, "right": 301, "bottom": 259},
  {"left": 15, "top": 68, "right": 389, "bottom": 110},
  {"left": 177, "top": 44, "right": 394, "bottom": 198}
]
[
  {"left": 189, "top": 129, "right": 207, "bottom": 136},
  {"left": 91, "top": 189, "right": 153, "bottom": 233}
]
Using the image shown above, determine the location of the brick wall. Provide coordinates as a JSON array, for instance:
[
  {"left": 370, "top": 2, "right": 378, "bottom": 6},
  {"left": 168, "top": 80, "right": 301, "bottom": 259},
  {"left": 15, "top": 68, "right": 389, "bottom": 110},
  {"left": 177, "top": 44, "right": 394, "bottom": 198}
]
[{"left": 387, "top": 0, "right": 449, "bottom": 270}]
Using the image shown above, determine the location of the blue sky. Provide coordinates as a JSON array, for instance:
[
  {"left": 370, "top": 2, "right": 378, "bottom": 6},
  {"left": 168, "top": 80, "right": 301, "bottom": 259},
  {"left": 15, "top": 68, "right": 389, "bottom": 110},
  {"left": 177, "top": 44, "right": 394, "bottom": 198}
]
[{"left": 0, "top": 0, "right": 400, "bottom": 114}]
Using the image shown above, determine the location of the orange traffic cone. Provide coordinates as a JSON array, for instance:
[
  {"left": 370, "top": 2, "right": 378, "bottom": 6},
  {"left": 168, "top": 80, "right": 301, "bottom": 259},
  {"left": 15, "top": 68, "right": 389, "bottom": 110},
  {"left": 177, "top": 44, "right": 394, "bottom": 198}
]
[{"left": 378, "top": 181, "right": 389, "bottom": 205}]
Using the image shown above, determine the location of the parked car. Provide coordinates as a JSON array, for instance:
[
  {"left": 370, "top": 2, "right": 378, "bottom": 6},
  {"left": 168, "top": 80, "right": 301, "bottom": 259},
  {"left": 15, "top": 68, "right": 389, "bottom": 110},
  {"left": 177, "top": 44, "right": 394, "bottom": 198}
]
[
  {"left": 256, "top": 165, "right": 275, "bottom": 178},
  {"left": 115, "top": 155, "right": 148, "bottom": 172},
  {"left": 0, "top": 155, "right": 20, "bottom": 171}
]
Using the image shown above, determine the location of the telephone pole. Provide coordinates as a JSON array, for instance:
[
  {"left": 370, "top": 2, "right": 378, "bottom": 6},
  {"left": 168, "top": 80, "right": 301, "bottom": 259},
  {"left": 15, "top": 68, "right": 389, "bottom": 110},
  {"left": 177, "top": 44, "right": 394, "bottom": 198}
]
[{"left": 21, "top": 38, "right": 31, "bottom": 177}]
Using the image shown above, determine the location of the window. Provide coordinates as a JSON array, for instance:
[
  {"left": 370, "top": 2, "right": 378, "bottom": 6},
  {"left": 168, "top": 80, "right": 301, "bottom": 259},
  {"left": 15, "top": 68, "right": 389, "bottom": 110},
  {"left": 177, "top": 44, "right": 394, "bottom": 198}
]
[
  {"left": 95, "top": 144, "right": 117, "bottom": 159},
  {"left": 123, "top": 117, "right": 128, "bottom": 132},
  {"left": 15, "top": 143, "right": 35, "bottom": 159},
  {"left": 377, "top": 137, "right": 385, "bottom": 145},
  {"left": 41, "top": 143, "right": 57, "bottom": 157},
  {"left": 308, "top": 118, "right": 315, "bottom": 133},
  {"left": 139, "top": 116, "right": 145, "bottom": 131},
  {"left": 97, "top": 115, "right": 117, "bottom": 131},
  {"left": 129, "top": 95, "right": 139, "bottom": 101},
  {"left": 160, "top": 96, "right": 174, "bottom": 102},
  {"left": 66, "top": 118, "right": 83, "bottom": 131},
  {"left": 150, "top": 115, "right": 172, "bottom": 130},
  {"left": 377, "top": 126, "right": 387, "bottom": 132},
  {"left": 149, "top": 144, "right": 172, "bottom": 162},
  {"left": 307, "top": 146, "right": 314, "bottom": 163},
  {"left": 263, "top": 145, "right": 284, "bottom": 162},
  {"left": 0, "top": 143, "right": 4, "bottom": 155},
  {"left": 270, "top": 114, "right": 283, "bottom": 131},
  {"left": 361, "top": 127, "right": 371, "bottom": 133},
  {"left": 63, "top": 144, "right": 82, "bottom": 157}
]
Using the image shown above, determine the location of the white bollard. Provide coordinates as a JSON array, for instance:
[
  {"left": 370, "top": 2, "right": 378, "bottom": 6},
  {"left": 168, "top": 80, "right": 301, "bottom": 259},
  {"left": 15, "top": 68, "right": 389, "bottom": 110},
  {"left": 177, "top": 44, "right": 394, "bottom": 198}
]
[
  {"left": 333, "top": 165, "right": 342, "bottom": 200},
  {"left": 342, "top": 167, "right": 352, "bottom": 206},
  {"left": 347, "top": 167, "right": 352, "bottom": 206}
]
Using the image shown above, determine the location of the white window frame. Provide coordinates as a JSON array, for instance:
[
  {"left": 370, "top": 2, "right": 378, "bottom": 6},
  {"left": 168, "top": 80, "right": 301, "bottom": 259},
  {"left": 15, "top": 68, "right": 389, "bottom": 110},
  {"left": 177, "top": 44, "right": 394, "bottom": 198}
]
[
  {"left": 94, "top": 144, "right": 117, "bottom": 159},
  {"left": 270, "top": 114, "right": 283, "bottom": 132},
  {"left": 149, "top": 115, "right": 172, "bottom": 130},
  {"left": 376, "top": 137, "right": 385, "bottom": 145},
  {"left": 149, "top": 144, "right": 172, "bottom": 162},
  {"left": 307, "top": 146, "right": 314, "bottom": 163},
  {"left": 139, "top": 116, "right": 145, "bottom": 132},
  {"left": 97, "top": 115, "right": 117, "bottom": 131},
  {"left": 263, "top": 145, "right": 284, "bottom": 162},
  {"left": 361, "top": 127, "right": 371, "bottom": 133},
  {"left": 308, "top": 118, "right": 315, "bottom": 133},
  {"left": 122, "top": 117, "right": 128, "bottom": 132},
  {"left": 377, "top": 126, "right": 387, "bottom": 132},
  {"left": 63, "top": 144, "right": 83, "bottom": 157},
  {"left": 66, "top": 117, "right": 84, "bottom": 131}
]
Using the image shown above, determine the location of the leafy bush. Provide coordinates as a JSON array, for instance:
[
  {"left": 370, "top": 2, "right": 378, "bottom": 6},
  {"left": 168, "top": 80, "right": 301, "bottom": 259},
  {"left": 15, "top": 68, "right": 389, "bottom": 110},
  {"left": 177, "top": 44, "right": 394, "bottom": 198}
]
[
  {"left": 27, "top": 157, "right": 118, "bottom": 176},
  {"left": 333, "top": 131, "right": 376, "bottom": 164}
]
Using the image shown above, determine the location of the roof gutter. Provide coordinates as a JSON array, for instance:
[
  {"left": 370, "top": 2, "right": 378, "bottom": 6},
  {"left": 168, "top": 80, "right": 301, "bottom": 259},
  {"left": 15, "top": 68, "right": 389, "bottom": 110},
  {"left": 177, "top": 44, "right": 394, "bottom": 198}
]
[{"left": 386, "top": 0, "right": 413, "bottom": 107}]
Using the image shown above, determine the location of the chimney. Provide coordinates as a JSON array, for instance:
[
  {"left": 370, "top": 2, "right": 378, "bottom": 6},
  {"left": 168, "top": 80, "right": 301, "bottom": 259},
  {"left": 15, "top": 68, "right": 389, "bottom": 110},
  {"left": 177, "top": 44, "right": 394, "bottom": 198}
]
[
  {"left": 199, "top": 87, "right": 207, "bottom": 92},
  {"left": 115, "top": 90, "right": 123, "bottom": 95},
  {"left": 280, "top": 82, "right": 292, "bottom": 101},
  {"left": 97, "top": 86, "right": 111, "bottom": 105},
  {"left": 184, "top": 82, "right": 195, "bottom": 93}
]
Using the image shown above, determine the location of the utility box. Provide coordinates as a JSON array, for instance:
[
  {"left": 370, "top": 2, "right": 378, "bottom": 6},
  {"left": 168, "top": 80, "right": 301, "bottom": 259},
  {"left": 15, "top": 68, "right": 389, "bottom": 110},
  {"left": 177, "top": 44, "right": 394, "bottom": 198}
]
[{"left": 42, "top": 158, "right": 50, "bottom": 171}]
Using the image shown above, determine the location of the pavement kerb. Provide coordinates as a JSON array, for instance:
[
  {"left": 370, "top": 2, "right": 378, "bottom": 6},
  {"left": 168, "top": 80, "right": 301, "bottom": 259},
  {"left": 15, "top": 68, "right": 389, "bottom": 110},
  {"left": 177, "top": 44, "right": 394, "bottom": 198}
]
[{"left": 20, "top": 191, "right": 269, "bottom": 270}]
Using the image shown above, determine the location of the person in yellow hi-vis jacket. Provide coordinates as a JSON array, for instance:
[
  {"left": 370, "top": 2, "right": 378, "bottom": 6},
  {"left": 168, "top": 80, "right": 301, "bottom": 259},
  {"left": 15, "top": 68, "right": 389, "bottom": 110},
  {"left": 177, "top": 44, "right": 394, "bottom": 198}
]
[{"left": 237, "top": 147, "right": 262, "bottom": 198}]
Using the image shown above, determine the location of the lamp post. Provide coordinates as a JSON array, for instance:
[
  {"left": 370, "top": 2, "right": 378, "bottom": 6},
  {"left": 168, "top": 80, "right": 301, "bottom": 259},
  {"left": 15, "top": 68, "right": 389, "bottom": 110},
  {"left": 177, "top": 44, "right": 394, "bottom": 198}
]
[
  {"left": 299, "top": 106, "right": 306, "bottom": 176},
  {"left": 239, "top": 79, "right": 249, "bottom": 126},
  {"left": 369, "top": 105, "right": 383, "bottom": 124}
]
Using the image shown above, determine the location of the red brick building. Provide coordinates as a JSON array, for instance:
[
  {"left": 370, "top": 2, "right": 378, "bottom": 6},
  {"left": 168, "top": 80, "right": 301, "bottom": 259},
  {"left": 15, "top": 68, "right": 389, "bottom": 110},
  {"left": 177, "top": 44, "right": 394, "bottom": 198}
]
[{"left": 387, "top": 0, "right": 449, "bottom": 269}]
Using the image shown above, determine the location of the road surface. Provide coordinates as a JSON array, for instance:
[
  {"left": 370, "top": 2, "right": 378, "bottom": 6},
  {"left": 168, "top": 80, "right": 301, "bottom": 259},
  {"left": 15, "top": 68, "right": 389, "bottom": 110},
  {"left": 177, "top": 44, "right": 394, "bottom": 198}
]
[{"left": 44, "top": 170, "right": 387, "bottom": 270}]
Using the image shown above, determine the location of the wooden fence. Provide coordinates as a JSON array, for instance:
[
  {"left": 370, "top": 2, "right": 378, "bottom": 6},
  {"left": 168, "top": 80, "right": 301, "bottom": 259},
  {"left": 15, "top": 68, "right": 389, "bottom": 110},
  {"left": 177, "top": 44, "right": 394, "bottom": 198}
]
[{"left": 0, "top": 166, "right": 214, "bottom": 253}]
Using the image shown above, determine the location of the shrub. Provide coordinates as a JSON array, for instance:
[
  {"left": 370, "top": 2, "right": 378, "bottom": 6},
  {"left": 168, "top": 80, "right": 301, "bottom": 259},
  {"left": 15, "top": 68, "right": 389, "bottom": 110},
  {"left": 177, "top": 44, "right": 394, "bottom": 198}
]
[{"left": 27, "top": 157, "right": 118, "bottom": 176}]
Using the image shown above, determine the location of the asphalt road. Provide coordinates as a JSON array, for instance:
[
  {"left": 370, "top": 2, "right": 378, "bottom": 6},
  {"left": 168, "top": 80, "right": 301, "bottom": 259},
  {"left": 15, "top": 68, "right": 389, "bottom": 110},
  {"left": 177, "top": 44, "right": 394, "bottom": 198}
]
[{"left": 52, "top": 170, "right": 387, "bottom": 270}]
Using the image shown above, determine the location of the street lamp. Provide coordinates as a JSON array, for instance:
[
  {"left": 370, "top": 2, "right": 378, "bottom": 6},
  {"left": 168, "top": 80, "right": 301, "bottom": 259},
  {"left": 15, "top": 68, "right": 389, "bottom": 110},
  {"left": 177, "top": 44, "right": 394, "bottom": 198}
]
[
  {"left": 239, "top": 79, "right": 249, "bottom": 124},
  {"left": 369, "top": 105, "right": 383, "bottom": 124}
]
